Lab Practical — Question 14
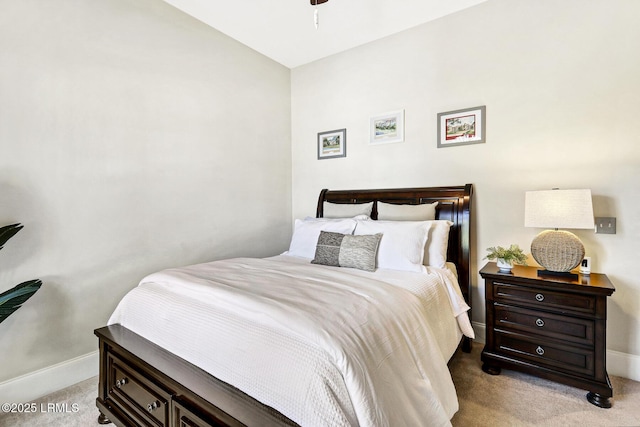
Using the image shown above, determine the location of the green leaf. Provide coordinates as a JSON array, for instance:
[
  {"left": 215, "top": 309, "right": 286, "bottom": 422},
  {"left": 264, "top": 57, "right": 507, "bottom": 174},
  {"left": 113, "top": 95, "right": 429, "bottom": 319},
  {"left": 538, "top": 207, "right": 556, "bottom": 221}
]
[
  {"left": 0, "top": 279, "right": 42, "bottom": 324},
  {"left": 484, "top": 244, "right": 528, "bottom": 265},
  {"left": 0, "top": 223, "right": 23, "bottom": 251}
]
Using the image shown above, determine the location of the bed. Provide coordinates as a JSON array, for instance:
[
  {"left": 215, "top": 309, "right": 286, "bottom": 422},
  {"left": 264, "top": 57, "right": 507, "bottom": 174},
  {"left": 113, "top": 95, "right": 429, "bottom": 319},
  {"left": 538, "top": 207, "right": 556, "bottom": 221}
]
[{"left": 95, "top": 184, "right": 474, "bottom": 427}]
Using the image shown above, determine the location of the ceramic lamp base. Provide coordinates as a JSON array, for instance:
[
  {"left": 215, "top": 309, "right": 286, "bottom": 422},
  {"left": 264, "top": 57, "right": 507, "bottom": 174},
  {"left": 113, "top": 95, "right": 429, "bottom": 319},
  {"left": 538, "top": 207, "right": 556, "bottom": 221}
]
[{"left": 531, "top": 229, "right": 585, "bottom": 272}]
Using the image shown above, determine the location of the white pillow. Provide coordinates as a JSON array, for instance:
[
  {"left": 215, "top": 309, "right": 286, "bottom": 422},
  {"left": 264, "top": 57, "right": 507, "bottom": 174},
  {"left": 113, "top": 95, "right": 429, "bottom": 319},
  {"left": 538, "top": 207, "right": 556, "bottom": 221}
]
[
  {"left": 354, "top": 220, "right": 431, "bottom": 273},
  {"left": 323, "top": 201, "right": 373, "bottom": 218},
  {"left": 423, "top": 220, "right": 453, "bottom": 268},
  {"left": 377, "top": 201, "right": 438, "bottom": 221},
  {"left": 287, "top": 218, "right": 357, "bottom": 259}
]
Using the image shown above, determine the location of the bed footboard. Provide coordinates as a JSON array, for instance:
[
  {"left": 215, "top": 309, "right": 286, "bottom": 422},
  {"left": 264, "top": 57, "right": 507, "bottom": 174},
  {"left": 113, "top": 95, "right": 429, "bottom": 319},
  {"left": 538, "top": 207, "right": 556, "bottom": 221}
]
[{"left": 95, "top": 324, "right": 297, "bottom": 427}]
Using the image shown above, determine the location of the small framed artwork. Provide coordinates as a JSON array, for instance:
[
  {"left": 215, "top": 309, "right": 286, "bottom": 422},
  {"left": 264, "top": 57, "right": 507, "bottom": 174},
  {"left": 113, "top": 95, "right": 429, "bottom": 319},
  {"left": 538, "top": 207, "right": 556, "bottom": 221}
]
[
  {"left": 317, "top": 128, "right": 346, "bottom": 159},
  {"left": 437, "top": 105, "right": 486, "bottom": 148},
  {"left": 370, "top": 110, "right": 404, "bottom": 145}
]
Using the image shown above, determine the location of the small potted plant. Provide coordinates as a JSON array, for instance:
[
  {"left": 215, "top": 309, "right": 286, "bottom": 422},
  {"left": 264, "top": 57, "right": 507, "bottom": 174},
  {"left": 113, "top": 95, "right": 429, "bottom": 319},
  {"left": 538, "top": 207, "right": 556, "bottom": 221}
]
[{"left": 485, "top": 244, "right": 528, "bottom": 272}]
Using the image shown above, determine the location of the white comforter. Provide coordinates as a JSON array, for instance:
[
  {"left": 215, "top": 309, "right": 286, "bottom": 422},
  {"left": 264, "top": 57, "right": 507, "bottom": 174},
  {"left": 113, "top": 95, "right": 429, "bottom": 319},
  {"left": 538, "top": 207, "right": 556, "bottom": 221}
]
[{"left": 108, "top": 256, "right": 473, "bottom": 427}]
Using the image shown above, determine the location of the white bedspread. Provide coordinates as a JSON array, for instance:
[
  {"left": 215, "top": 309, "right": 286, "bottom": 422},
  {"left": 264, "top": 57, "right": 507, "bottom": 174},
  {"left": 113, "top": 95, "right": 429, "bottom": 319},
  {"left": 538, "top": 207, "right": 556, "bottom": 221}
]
[{"left": 108, "top": 256, "right": 473, "bottom": 427}]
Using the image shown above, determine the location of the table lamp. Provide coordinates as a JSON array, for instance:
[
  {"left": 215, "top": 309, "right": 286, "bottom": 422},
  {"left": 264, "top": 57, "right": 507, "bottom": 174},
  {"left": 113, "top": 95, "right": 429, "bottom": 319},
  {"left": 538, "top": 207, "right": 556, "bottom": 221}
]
[{"left": 524, "top": 189, "right": 594, "bottom": 278}]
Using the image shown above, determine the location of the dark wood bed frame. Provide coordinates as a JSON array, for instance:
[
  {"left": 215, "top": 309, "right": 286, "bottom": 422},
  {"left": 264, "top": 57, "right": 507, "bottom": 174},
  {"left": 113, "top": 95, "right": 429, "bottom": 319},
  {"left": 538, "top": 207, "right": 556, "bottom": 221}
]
[{"left": 95, "top": 184, "right": 473, "bottom": 427}]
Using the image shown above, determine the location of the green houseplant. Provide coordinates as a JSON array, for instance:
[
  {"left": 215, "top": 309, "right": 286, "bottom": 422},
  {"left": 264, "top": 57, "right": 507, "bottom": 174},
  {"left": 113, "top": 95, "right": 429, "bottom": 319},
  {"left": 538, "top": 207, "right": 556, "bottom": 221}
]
[
  {"left": 0, "top": 223, "right": 42, "bottom": 324},
  {"left": 485, "top": 244, "right": 528, "bottom": 272}
]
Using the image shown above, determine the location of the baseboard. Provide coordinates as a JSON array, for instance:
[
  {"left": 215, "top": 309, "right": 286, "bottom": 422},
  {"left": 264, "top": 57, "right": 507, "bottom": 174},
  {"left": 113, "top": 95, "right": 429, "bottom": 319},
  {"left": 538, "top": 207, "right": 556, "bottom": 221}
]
[
  {"left": 471, "top": 321, "right": 640, "bottom": 382},
  {"left": 0, "top": 350, "right": 98, "bottom": 403},
  {"left": 472, "top": 321, "right": 486, "bottom": 344},
  {"left": 607, "top": 349, "right": 640, "bottom": 382}
]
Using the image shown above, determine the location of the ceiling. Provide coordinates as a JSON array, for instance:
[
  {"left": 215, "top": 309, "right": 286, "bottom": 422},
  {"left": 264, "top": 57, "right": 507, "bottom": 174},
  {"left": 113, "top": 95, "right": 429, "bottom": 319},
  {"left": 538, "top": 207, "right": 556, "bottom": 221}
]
[{"left": 162, "top": 0, "right": 488, "bottom": 68}]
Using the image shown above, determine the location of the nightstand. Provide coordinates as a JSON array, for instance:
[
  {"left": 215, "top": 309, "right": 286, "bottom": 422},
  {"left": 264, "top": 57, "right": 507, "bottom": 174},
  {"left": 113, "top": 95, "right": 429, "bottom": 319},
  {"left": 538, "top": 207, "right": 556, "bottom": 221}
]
[{"left": 480, "top": 262, "right": 615, "bottom": 408}]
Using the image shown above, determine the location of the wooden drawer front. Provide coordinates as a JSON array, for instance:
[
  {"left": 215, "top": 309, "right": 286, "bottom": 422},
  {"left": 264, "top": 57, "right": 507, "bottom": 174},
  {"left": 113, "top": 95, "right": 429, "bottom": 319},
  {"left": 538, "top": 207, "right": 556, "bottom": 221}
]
[
  {"left": 108, "top": 353, "right": 170, "bottom": 427},
  {"left": 172, "top": 398, "right": 240, "bottom": 427},
  {"left": 495, "top": 331, "right": 594, "bottom": 376},
  {"left": 493, "top": 282, "right": 596, "bottom": 315},
  {"left": 495, "top": 303, "right": 594, "bottom": 346}
]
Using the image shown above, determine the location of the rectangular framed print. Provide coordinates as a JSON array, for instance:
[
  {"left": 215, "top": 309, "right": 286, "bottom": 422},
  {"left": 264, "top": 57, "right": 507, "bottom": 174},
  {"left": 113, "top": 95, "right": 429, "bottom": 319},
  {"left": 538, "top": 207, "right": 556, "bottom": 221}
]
[
  {"left": 437, "top": 105, "right": 486, "bottom": 148},
  {"left": 370, "top": 110, "right": 404, "bottom": 145},
  {"left": 318, "top": 128, "right": 346, "bottom": 159}
]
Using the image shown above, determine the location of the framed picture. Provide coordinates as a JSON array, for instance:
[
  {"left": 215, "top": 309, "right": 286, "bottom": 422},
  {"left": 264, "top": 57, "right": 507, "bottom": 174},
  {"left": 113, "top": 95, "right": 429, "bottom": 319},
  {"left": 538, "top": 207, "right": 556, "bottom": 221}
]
[
  {"left": 370, "top": 110, "right": 404, "bottom": 145},
  {"left": 317, "top": 128, "right": 346, "bottom": 159},
  {"left": 437, "top": 106, "right": 486, "bottom": 148}
]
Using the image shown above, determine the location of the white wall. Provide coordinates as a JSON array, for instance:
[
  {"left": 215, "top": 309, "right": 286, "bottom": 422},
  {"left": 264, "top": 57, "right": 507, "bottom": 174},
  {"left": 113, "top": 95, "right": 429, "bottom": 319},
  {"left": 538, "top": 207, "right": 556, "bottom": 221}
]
[
  {"left": 0, "top": 0, "right": 291, "bottom": 385},
  {"left": 292, "top": 0, "right": 640, "bottom": 371}
]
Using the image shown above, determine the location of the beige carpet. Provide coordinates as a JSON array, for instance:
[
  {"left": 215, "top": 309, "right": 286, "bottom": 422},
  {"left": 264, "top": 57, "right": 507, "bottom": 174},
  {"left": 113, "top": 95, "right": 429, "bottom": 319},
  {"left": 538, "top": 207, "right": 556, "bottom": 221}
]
[
  {"left": 450, "top": 344, "right": 640, "bottom": 426},
  {"left": 0, "top": 376, "right": 98, "bottom": 427},
  {"left": 1, "top": 344, "right": 639, "bottom": 426}
]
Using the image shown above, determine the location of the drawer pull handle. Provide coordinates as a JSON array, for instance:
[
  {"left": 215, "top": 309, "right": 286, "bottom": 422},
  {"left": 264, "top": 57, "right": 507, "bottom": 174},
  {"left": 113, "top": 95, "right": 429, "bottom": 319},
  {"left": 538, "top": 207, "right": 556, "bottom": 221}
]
[
  {"left": 536, "top": 346, "right": 545, "bottom": 356},
  {"left": 147, "top": 401, "right": 159, "bottom": 413},
  {"left": 115, "top": 378, "right": 128, "bottom": 389},
  {"left": 535, "top": 293, "right": 545, "bottom": 302},
  {"left": 535, "top": 318, "right": 545, "bottom": 327}
]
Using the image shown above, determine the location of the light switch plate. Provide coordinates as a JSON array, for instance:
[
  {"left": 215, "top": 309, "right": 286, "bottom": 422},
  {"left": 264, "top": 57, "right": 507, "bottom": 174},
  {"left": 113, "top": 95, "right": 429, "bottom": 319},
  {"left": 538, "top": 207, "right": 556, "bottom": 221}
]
[{"left": 595, "top": 217, "right": 616, "bottom": 234}]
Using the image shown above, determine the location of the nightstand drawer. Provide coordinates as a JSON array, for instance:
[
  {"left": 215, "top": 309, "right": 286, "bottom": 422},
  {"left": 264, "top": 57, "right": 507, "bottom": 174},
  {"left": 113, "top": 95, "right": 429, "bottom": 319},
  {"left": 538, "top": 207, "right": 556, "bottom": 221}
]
[
  {"left": 495, "top": 303, "right": 595, "bottom": 346},
  {"left": 495, "top": 331, "right": 594, "bottom": 376},
  {"left": 493, "top": 282, "right": 596, "bottom": 316}
]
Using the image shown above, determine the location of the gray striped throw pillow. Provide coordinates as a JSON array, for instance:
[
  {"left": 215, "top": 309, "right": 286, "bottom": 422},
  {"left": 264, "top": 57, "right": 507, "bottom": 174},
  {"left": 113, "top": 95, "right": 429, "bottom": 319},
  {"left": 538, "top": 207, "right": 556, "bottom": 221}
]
[{"left": 311, "top": 231, "right": 382, "bottom": 272}]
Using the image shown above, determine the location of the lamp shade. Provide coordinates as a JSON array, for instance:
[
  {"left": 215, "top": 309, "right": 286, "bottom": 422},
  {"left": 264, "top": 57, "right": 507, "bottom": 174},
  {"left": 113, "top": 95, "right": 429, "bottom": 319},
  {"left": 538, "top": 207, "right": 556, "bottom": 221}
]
[{"left": 524, "top": 189, "right": 594, "bottom": 230}]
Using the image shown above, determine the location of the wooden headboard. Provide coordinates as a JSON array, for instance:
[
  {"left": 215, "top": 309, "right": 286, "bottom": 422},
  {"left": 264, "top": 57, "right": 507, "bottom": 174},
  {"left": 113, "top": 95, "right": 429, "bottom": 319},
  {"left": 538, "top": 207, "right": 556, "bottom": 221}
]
[{"left": 316, "top": 184, "right": 474, "bottom": 310}]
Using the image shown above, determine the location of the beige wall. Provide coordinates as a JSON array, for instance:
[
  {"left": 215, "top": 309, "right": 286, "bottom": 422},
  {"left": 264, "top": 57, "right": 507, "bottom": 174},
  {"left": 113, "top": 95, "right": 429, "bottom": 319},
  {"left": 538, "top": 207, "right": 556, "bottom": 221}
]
[
  {"left": 0, "top": 0, "right": 291, "bottom": 382},
  {"left": 292, "top": 0, "right": 640, "bottom": 367}
]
